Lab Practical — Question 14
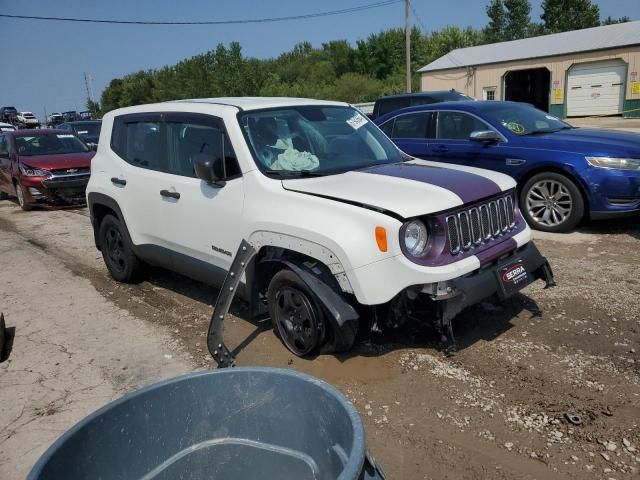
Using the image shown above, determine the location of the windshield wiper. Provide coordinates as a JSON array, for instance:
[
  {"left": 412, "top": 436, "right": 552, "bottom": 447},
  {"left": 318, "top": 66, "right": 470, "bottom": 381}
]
[
  {"left": 264, "top": 169, "right": 325, "bottom": 178},
  {"left": 524, "top": 127, "right": 567, "bottom": 135}
]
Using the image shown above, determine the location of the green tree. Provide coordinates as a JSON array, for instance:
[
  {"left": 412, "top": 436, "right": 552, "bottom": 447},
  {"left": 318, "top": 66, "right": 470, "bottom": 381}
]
[
  {"left": 503, "top": 0, "right": 532, "bottom": 40},
  {"left": 86, "top": 99, "right": 101, "bottom": 118},
  {"left": 483, "top": 0, "right": 506, "bottom": 43},
  {"left": 100, "top": 78, "right": 124, "bottom": 113},
  {"left": 601, "top": 15, "right": 631, "bottom": 26},
  {"left": 426, "top": 26, "right": 482, "bottom": 62},
  {"left": 541, "top": 0, "right": 600, "bottom": 33}
]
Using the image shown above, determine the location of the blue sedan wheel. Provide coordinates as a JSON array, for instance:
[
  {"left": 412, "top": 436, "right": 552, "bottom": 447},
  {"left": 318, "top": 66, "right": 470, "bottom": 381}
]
[{"left": 521, "top": 173, "right": 584, "bottom": 233}]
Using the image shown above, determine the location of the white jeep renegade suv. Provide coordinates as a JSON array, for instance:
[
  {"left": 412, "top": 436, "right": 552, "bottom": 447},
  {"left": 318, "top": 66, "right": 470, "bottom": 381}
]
[{"left": 87, "top": 97, "right": 554, "bottom": 358}]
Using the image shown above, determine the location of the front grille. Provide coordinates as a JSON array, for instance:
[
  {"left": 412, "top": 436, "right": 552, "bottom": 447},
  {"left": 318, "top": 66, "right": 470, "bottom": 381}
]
[
  {"left": 446, "top": 216, "right": 460, "bottom": 254},
  {"left": 506, "top": 196, "right": 515, "bottom": 226},
  {"left": 469, "top": 208, "right": 481, "bottom": 245},
  {"left": 446, "top": 194, "right": 517, "bottom": 254},
  {"left": 479, "top": 205, "right": 491, "bottom": 240},
  {"left": 51, "top": 167, "right": 90, "bottom": 175},
  {"left": 458, "top": 212, "right": 471, "bottom": 249},
  {"left": 489, "top": 202, "right": 499, "bottom": 235}
]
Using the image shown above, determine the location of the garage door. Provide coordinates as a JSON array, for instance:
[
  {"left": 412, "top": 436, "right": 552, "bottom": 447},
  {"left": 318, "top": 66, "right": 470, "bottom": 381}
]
[{"left": 567, "top": 60, "right": 626, "bottom": 116}]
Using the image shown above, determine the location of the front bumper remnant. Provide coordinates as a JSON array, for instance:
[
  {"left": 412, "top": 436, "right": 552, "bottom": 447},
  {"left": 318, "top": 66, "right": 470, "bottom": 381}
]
[{"left": 430, "top": 242, "right": 555, "bottom": 347}]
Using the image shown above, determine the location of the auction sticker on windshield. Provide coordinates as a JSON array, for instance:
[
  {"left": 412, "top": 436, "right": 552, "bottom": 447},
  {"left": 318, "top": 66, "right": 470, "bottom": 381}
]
[{"left": 346, "top": 113, "right": 367, "bottom": 130}]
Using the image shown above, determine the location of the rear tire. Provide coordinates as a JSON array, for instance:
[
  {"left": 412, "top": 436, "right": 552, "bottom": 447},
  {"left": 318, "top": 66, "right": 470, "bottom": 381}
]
[
  {"left": 520, "top": 172, "right": 584, "bottom": 233},
  {"left": 99, "top": 214, "right": 142, "bottom": 283}
]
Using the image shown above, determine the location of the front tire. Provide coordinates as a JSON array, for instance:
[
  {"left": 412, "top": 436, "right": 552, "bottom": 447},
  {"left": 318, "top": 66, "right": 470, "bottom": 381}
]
[
  {"left": 520, "top": 172, "right": 584, "bottom": 233},
  {"left": 15, "top": 183, "right": 31, "bottom": 211},
  {"left": 267, "top": 269, "right": 327, "bottom": 357},
  {"left": 99, "top": 214, "right": 142, "bottom": 282}
]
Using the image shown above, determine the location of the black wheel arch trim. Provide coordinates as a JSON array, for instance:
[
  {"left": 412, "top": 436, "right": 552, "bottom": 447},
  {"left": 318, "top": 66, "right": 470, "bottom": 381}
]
[
  {"left": 87, "top": 192, "right": 128, "bottom": 250},
  {"left": 263, "top": 258, "right": 359, "bottom": 327}
]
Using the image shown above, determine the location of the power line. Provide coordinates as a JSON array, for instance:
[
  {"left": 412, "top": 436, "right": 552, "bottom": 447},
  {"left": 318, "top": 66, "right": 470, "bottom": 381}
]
[
  {"left": 410, "top": 3, "right": 427, "bottom": 32},
  {"left": 0, "top": 1, "right": 402, "bottom": 26}
]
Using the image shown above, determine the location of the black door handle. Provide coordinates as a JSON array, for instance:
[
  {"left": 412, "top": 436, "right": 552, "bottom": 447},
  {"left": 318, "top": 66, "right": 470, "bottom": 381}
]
[
  {"left": 110, "top": 177, "right": 126, "bottom": 186},
  {"left": 160, "top": 189, "right": 180, "bottom": 199}
]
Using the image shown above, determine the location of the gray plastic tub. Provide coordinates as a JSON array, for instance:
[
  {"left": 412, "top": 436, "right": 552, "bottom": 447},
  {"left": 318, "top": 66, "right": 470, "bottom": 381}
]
[{"left": 28, "top": 367, "right": 385, "bottom": 480}]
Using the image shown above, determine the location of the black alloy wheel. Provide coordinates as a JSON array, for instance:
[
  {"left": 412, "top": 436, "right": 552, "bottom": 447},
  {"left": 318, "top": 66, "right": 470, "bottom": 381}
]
[{"left": 268, "top": 270, "right": 325, "bottom": 357}]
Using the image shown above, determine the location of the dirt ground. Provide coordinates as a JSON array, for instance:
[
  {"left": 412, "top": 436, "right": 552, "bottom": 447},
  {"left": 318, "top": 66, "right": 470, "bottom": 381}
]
[{"left": 0, "top": 199, "right": 638, "bottom": 480}]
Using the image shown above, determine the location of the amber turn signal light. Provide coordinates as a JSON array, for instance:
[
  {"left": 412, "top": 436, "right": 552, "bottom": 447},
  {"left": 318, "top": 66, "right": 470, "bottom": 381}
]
[{"left": 375, "top": 226, "right": 388, "bottom": 252}]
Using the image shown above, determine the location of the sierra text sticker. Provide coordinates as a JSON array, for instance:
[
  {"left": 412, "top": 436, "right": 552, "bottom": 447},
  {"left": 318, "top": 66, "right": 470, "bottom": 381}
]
[
  {"left": 57, "top": 134, "right": 75, "bottom": 138},
  {"left": 346, "top": 113, "right": 367, "bottom": 130}
]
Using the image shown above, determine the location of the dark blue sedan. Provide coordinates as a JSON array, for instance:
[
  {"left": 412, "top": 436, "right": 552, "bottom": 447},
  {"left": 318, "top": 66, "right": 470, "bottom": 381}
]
[{"left": 375, "top": 101, "right": 640, "bottom": 232}]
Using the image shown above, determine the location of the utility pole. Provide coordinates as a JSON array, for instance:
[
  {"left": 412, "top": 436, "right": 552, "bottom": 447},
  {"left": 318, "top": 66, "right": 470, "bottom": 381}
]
[
  {"left": 405, "top": 0, "right": 411, "bottom": 93},
  {"left": 83, "top": 72, "right": 93, "bottom": 103}
]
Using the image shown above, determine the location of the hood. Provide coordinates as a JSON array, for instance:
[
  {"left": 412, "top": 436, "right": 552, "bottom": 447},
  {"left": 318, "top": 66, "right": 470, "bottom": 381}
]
[
  {"left": 519, "top": 128, "right": 640, "bottom": 157},
  {"left": 282, "top": 159, "right": 515, "bottom": 218},
  {"left": 78, "top": 134, "right": 99, "bottom": 144},
  {"left": 18, "top": 152, "right": 94, "bottom": 170}
]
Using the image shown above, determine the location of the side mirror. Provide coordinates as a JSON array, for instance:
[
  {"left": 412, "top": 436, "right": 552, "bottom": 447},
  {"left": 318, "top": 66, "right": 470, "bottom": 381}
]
[
  {"left": 470, "top": 130, "right": 502, "bottom": 143},
  {"left": 89, "top": 143, "right": 98, "bottom": 151},
  {"left": 194, "top": 154, "right": 225, "bottom": 187}
]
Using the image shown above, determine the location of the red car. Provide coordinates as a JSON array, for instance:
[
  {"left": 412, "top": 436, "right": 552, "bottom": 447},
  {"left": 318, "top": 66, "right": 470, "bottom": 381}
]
[{"left": 0, "top": 129, "right": 94, "bottom": 210}]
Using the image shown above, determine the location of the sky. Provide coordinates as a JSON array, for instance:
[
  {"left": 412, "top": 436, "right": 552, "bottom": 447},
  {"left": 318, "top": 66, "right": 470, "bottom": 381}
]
[{"left": 1, "top": 0, "right": 638, "bottom": 118}]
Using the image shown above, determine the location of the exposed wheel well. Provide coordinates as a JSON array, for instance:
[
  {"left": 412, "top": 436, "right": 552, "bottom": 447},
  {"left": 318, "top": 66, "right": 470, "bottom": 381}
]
[
  {"left": 90, "top": 203, "right": 119, "bottom": 250},
  {"left": 518, "top": 166, "right": 590, "bottom": 213},
  {"left": 250, "top": 246, "right": 346, "bottom": 317}
]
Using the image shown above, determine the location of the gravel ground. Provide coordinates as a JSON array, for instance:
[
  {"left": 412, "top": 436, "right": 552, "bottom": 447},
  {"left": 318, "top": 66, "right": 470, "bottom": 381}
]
[{"left": 0, "top": 199, "right": 638, "bottom": 479}]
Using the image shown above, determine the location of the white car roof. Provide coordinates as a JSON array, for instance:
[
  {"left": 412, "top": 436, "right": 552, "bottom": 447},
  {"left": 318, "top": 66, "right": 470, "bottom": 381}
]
[
  {"left": 21, "top": 112, "right": 34, "bottom": 115},
  {"left": 172, "top": 97, "right": 350, "bottom": 111},
  {"left": 0, "top": 122, "right": 15, "bottom": 128}
]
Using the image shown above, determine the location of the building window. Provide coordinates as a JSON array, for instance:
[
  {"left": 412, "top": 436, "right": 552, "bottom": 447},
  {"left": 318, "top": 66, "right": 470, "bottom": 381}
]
[{"left": 483, "top": 87, "right": 497, "bottom": 101}]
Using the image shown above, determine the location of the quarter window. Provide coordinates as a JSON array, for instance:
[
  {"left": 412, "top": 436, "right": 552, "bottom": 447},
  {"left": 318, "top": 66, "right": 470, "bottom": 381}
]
[{"left": 437, "top": 111, "right": 490, "bottom": 140}]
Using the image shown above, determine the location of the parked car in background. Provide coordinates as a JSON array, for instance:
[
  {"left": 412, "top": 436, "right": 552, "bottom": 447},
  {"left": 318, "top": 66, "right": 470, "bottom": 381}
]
[
  {"left": 16, "top": 112, "right": 40, "bottom": 129},
  {"left": 47, "top": 113, "right": 64, "bottom": 128},
  {"left": 58, "top": 120, "right": 101, "bottom": 149},
  {"left": 62, "top": 111, "right": 80, "bottom": 122},
  {"left": 86, "top": 97, "right": 553, "bottom": 358},
  {"left": 375, "top": 101, "right": 640, "bottom": 232},
  {"left": 0, "top": 122, "right": 16, "bottom": 133},
  {"left": 371, "top": 90, "right": 473, "bottom": 119},
  {"left": 0, "top": 106, "right": 19, "bottom": 125},
  {"left": 79, "top": 111, "right": 93, "bottom": 120},
  {"left": 0, "top": 129, "right": 94, "bottom": 210}
]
